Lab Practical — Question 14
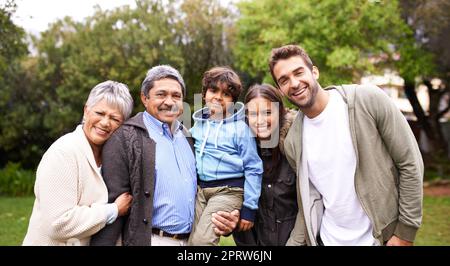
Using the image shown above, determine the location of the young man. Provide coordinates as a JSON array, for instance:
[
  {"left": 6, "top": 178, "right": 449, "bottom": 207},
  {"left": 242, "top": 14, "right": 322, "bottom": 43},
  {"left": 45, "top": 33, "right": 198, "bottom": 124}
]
[
  {"left": 269, "top": 45, "right": 423, "bottom": 246},
  {"left": 90, "top": 65, "right": 238, "bottom": 246}
]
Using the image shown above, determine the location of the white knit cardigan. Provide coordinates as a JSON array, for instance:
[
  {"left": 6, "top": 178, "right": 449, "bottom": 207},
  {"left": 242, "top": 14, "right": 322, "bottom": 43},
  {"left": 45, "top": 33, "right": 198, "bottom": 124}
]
[{"left": 23, "top": 125, "right": 110, "bottom": 246}]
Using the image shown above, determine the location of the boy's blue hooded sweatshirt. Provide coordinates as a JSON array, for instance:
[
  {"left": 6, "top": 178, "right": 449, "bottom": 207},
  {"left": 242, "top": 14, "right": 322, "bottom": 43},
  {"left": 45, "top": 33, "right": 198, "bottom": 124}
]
[{"left": 190, "top": 102, "right": 263, "bottom": 221}]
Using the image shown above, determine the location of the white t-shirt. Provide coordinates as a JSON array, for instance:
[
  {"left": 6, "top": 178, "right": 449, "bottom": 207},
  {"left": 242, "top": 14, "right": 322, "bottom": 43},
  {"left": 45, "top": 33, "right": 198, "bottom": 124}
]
[{"left": 302, "top": 90, "right": 376, "bottom": 246}]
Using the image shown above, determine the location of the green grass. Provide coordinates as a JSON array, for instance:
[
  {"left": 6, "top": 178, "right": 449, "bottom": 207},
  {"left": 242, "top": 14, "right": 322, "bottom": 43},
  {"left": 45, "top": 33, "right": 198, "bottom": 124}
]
[
  {"left": 0, "top": 197, "right": 34, "bottom": 245},
  {"left": 219, "top": 235, "right": 236, "bottom": 246},
  {"left": 1, "top": 196, "right": 449, "bottom": 246},
  {"left": 415, "top": 196, "right": 450, "bottom": 246}
]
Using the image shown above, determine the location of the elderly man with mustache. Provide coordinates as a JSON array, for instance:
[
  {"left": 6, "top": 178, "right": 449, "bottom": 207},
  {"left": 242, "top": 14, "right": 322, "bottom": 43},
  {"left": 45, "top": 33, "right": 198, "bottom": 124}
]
[{"left": 90, "top": 65, "right": 239, "bottom": 246}]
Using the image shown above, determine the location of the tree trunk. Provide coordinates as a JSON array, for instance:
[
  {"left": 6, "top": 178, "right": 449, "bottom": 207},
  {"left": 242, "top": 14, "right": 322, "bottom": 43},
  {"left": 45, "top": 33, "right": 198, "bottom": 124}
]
[{"left": 404, "top": 79, "right": 448, "bottom": 158}]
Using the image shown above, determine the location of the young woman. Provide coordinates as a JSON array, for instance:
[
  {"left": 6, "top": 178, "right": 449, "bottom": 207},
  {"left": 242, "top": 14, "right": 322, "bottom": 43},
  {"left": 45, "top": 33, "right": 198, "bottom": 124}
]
[{"left": 233, "top": 83, "right": 298, "bottom": 246}]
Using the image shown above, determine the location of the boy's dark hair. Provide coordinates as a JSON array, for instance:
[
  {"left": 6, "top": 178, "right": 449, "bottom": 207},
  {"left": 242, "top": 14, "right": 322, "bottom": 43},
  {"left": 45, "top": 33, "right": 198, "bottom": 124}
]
[
  {"left": 202, "top": 66, "right": 242, "bottom": 102},
  {"left": 269, "top": 44, "right": 314, "bottom": 87}
]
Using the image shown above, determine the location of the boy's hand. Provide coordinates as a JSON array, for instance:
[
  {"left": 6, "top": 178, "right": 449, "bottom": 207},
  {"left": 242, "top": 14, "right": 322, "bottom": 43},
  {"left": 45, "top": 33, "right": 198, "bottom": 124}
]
[{"left": 238, "top": 219, "right": 254, "bottom": 232}]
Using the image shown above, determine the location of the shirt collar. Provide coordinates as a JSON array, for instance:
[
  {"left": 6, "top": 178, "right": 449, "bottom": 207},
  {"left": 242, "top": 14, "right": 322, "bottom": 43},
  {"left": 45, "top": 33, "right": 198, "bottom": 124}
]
[{"left": 143, "top": 111, "right": 183, "bottom": 137}]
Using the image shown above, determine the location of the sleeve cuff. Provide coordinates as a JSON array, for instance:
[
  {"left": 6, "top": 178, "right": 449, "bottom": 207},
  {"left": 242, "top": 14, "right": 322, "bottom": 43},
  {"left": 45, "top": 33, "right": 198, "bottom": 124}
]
[
  {"left": 394, "top": 221, "right": 419, "bottom": 242},
  {"left": 240, "top": 206, "right": 256, "bottom": 222},
  {"left": 105, "top": 203, "right": 118, "bottom": 225}
]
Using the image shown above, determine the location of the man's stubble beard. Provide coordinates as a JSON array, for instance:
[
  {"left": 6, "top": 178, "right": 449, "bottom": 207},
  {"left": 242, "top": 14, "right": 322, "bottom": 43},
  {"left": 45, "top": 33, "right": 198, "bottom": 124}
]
[{"left": 288, "top": 81, "right": 320, "bottom": 110}]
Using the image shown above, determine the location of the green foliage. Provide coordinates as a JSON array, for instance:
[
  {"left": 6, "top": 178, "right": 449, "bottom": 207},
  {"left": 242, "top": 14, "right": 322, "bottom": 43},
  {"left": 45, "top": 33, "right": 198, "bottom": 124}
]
[
  {"left": 33, "top": 2, "right": 185, "bottom": 138},
  {"left": 177, "top": 0, "right": 235, "bottom": 103},
  {"left": 2, "top": 0, "right": 439, "bottom": 169},
  {"left": 0, "top": 1, "right": 27, "bottom": 74},
  {"left": 395, "top": 41, "right": 435, "bottom": 83},
  {"left": 0, "top": 163, "right": 35, "bottom": 197},
  {"left": 233, "top": 0, "right": 435, "bottom": 86},
  {"left": 399, "top": 0, "right": 450, "bottom": 78},
  {"left": 1, "top": 0, "right": 234, "bottom": 169},
  {"left": 0, "top": 1, "right": 33, "bottom": 166}
]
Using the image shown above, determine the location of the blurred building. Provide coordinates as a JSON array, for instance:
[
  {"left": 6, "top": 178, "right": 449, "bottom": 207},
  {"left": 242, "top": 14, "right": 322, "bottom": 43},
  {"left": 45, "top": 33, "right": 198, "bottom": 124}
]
[
  {"left": 361, "top": 70, "right": 450, "bottom": 155},
  {"left": 362, "top": 70, "right": 427, "bottom": 120}
]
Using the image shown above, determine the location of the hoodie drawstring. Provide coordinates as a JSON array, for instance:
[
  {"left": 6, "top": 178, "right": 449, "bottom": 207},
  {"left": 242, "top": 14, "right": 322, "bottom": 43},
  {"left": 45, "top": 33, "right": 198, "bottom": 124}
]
[
  {"left": 199, "top": 120, "right": 211, "bottom": 157},
  {"left": 214, "top": 120, "right": 224, "bottom": 149},
  {"left": 199, "top": 119, "right": 225, "bottom": 156}
]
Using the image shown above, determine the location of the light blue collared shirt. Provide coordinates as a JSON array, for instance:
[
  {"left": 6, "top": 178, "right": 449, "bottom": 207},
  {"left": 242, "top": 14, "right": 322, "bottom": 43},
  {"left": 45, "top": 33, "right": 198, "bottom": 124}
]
[{"left": 143, "top": 111, "right": 197, "bottom": 234}]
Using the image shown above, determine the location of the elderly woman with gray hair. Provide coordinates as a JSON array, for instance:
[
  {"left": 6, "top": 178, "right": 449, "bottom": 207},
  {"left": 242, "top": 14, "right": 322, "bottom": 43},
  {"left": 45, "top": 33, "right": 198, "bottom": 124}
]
[{"left": 23, "top": 80, "right": 134, "bottom": 246}]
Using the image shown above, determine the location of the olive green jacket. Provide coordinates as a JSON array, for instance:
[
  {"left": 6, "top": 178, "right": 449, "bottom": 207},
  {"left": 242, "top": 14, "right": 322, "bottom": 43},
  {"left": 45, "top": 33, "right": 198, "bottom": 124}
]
[{"left": 285, "top": 84, "right": 423, "bottom": 246}]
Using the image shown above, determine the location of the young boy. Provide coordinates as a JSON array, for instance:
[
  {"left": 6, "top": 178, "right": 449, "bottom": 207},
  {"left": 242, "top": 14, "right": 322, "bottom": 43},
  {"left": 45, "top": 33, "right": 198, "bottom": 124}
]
[{"left": 188, "top": 66, "right": 263, "bottom": 246}]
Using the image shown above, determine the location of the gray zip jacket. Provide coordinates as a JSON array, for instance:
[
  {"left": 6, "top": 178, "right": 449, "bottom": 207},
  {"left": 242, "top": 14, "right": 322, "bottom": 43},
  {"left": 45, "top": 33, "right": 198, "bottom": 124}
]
[{"left": 284, "top": 84, "right": 423, "bottom": 246}]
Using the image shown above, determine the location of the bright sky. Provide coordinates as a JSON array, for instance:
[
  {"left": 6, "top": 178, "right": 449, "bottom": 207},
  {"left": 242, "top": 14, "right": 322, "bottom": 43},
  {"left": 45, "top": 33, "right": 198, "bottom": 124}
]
[{"left": 5, "top": 0, "right": 137, "bottom": 34}]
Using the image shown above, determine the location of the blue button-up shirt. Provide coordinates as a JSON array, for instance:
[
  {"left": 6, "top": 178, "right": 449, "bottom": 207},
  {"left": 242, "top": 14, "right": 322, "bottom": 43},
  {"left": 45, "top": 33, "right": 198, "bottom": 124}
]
[{"left": 143, "top": 111, "right": 197, "bottom": 234}]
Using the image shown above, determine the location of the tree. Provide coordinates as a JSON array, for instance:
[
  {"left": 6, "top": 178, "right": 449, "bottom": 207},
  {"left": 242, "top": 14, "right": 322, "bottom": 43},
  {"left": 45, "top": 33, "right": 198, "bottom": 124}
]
[
  {"left": 32, "top": 0, "right": 185, "bottom": 139},
  {"left": 234, "top": 0, "right": 428, "bottom": 85},
  {"left": 233, "top": 0, "right": 445, "bottom": 156},
  {"left": 31, "top": 0, "right": 235, "bottom": 137},
  {"left": 398, "top": 0, "right": 450, "bottom": 158},
  {"left": 1, "top": 0, "right": 237, "bottom": 169},
  {"left": 0, "top": 1, "right": 27, "bottom": 75},
  {"left": 400, "top": 0, "right": 450, "bottom": 77},
  {"left": 176, "top": 0, "right": 235, "bottom": 104},
  {"left": 0, "top": 0, "right": 41, "bottom": 168},
  {"left": 0, "top": 0, "right": 186, "bottom": 168}
]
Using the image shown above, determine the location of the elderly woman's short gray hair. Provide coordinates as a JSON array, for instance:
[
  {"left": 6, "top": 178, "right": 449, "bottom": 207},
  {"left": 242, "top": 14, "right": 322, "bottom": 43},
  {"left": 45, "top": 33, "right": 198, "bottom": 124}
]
[
  {"left": 141, "top": 65, "right": 186, "bottom": 97},
  {"left": 85, "top": 80, "right": 134, "bottom": 120}
]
